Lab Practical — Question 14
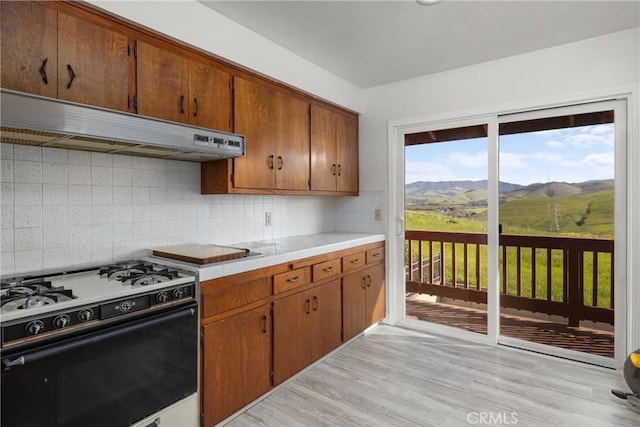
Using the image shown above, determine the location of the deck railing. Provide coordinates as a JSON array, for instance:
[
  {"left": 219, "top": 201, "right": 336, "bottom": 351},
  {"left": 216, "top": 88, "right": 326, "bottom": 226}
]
[{"left": 405, "top": 230, "right": 614, "bottom": 326}]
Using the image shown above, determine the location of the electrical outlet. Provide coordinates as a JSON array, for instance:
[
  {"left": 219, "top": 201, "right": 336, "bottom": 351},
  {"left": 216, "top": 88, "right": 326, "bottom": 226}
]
[
  {"left": 374, "top": 208, "right": 382, "bottom": 222},
  {"left": 265, "top": 212, "right": 272, "bottom": 226}
]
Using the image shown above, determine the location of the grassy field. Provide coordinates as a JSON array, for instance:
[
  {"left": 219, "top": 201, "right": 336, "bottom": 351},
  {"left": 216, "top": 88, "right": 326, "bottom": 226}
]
[{"left": 405, "top": 208, "right": 614, "bottom": 308}]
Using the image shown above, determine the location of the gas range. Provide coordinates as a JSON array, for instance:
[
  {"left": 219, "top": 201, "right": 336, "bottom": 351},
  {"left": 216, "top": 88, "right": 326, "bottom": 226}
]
[{"left": 0, "top": 260, "right": 196, "bottom": 349}]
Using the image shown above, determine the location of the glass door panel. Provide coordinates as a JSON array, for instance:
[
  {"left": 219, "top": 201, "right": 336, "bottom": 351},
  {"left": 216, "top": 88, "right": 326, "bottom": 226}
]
[
  {"left": 497, "top": 102, "right": 625, "bottom": 366},
  {"left": 404, "top": 124, "right": 489, "bottom": 335}
]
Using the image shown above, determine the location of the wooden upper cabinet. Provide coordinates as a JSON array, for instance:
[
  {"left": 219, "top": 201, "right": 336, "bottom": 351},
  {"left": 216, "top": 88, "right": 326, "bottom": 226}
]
[
  {"left": 310, "top": 104, "right": 337, "bottom": 192},
  {"left": 57, "top": 12, "right": 130, "bottom": 112},
  {"left": 1, "top": 1, "right": 58, "bottom": 98},
  {"left": 188, "top": 59, "right": 231, "bottom": 132},
  {"left": 136, "top": 40, "right": 189, "bottom": 123},
  {"left": 336, "top": 112, "right": 359, "bottom": 193},
  {"left": 275, "top": 92, "right": 310, "bottom": 190},
  {"left": 233, "top": 77, "right": 310, "bottom": 191},
  {"left": 310, "top": 104, "right": 359, "bottom": 194},
  {"left": 234, "top": 77, "right": 278, "bottom": 189}
]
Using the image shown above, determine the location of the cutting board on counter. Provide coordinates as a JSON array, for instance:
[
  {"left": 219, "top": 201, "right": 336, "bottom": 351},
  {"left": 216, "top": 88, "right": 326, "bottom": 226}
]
[{"left": 151, "top": 244, "right": 249, "bottom": 265}]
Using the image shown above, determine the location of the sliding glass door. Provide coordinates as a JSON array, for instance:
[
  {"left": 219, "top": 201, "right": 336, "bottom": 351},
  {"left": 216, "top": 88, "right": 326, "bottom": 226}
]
[
  {"left": 497, "top": 100, "right": 627, "bottom": 367},
  {"left": 395, "top": 99, "right": 627, "bottom": 367}
]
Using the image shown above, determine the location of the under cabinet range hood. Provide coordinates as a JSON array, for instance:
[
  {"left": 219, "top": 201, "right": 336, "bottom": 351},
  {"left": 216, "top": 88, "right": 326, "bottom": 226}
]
[{"left": 0, "top": 89, "right": 245, "bottom": 161}]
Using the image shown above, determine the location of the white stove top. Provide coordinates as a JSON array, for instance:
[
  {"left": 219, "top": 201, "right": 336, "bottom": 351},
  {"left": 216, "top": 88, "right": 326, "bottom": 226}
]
[{"left": 0, "top": 261, "right": 195, "bottom": 323}]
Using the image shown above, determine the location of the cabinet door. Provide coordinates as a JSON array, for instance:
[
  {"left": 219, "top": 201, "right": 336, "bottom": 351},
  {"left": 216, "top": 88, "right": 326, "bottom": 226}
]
[
  {"left": 189, "top": 60, "right": 231, "bottom": 131},
  {"left": 57, "top": 12, "right": 130, "bottom": 112},
  {"left": 309, "top": 280, "right": 342, "bottom": 362},
  {"left": 275, "top": 92, "right": 310, "bottom": 190},
  {"left": 233, "top": 77, "right": 277, "bottom": 189},
  {"left": 342, "top": 271, "right": 367, "bottom": 342},
  {"left": 273, "top": 293, "right": 309, "bottom": 384},
  {"left": 1, "top": 1, "right": 57, "bottom": 98},
  {"left": 310, "top": 104, "right": 337, "bottom": 191},
  {"left": 366, "top": 263, "right": 386, "bottom": 326},
  {"left": 136, "top": 40, "right": 189, "bottom": 123},
  {"left": 336, "top": 112, "right": 359, "bottom": 193},
  {"left": 202, "top": 305, "right": 271, "bottom": 427}
]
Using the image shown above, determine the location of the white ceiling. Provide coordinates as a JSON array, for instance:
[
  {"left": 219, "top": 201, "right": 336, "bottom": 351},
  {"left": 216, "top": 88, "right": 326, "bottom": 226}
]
[{"left": 199, "top": 0, "right": 640, "bottom": 89}]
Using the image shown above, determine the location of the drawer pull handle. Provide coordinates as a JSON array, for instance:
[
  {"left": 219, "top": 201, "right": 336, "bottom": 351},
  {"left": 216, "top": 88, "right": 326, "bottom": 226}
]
[
  {"left": 179, "top": 95, "right": 185, "bottom": 114},
  {"left": 277, "top": 155, "right": 283, "bottom": 170},
  {"left": 286, "top": 276, "right": 300, "bottom": 283},
  {"left": 332, "top": 164, "right": 337, "bottom": 176},
  {"left": 351, "top": 259, "right": 360, "bottom": 264},
  {"left": 268, "top": 154, "right": 275, "bottom": 169},
  {"left": 322, "top": 266, "right": 334, "bottom": 272},
  {"left": 313, "top": 296, "right": 319, "bottom": 311},
  {"left": 372, "top": 252, "right": 381, "bottom": 257},
  {"left": 262, "top": 315, "right": 268, "bottom": 334},
  {"left": 367, "top": 275, "right": 372, "bottom": 287},
  {"left": 193, "top": 97, "right": 199, "bottom": 117},
  {"left": 39, "top": 58, "right": 48, "bottom": 84},
  {"left": 305, "top": 298, "right": 310, "bottom": 314},
  {"left": 361, "top": 277, "right": 366, "bottom": 289}
]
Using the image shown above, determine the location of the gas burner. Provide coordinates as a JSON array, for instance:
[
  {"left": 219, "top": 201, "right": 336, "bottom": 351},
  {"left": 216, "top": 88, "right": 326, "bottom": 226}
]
[
  {"left": 131, "top": 273, "right": 173, "bottom": 287},
  {"left": 2, "top": 290, "right": 75, "bottom": 312},
  {"left": 0, "top": 277, "right": 75, "bottom": 313},
  {"left": 99, "top": 262, "right": 153, "bottom": 281}
]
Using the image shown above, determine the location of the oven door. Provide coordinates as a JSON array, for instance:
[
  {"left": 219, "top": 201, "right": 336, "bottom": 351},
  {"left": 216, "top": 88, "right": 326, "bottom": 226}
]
[{"left": 1, "top": 302, "right": 198, "bottom": 427}]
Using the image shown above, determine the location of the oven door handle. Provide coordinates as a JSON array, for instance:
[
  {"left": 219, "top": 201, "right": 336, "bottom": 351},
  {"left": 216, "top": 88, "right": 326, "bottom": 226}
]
[{"left": 2, "top": 305, "right": 196, "bottom": 370}]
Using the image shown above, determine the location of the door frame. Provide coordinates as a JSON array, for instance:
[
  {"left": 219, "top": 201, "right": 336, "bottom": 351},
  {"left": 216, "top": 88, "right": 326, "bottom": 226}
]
[{"left": 386, "top": 89, "right": 636, "bottom": 367}]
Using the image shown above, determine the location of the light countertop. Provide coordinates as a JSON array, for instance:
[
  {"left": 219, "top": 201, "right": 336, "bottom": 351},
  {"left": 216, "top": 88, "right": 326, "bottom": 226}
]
[{"left": 147, "top": 232, "right": 386, "bottom": 282}]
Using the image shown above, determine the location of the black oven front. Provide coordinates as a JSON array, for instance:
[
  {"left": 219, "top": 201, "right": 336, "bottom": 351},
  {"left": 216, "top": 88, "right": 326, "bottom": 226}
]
[{"left": 1, "top": 301, "right": 198, "bottom": 427}]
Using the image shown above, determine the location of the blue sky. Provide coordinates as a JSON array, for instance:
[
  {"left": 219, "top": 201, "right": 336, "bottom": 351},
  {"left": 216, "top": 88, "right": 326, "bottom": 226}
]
[{"left": 405, "top": 124, "right": 615, "bottom": 185}]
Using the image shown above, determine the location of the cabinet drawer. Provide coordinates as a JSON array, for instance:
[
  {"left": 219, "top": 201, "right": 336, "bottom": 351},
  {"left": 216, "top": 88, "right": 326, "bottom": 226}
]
[
  {"left": 202, "top": 277, "right": 270, "bottom": 318},
  {"left": 366, "top": 246, "right": 385, "bottom": 265},
  {"left": 312, "top": 258, "right": 341, "bottom": 282},
  {"left": 342, "top": 252, "right": 365, "bottom": 273},
  {"left": 274, "top": 267, "right": 311, "bottom": 294}
]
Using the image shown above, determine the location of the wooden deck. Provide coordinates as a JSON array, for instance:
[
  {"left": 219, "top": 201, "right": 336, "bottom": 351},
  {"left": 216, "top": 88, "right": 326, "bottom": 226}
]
[
  {"left": 224, "top": 325, "right": 635, "bottom": 427},
  {"left": 406, "top": 296, "right": 614, "bottom": 358}
]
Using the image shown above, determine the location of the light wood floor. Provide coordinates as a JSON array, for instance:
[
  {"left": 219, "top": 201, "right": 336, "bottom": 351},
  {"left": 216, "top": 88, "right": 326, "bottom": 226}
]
[{"left": 224, "top": 325, "right": 638, "bottom": 427}]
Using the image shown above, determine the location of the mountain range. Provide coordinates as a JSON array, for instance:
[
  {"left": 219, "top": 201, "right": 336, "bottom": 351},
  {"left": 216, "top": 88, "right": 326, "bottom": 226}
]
[{"left": 406, "top": 179, "right": 614, "bottom": 206}]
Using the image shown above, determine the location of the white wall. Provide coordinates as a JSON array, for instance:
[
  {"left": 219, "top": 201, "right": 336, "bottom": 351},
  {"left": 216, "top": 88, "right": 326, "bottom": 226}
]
[
  {"left": 361, "top": 27, "right": 640, "bottom": 350},
  {"left": 88, "top": 0, "right": 362, "bottom": 113}
]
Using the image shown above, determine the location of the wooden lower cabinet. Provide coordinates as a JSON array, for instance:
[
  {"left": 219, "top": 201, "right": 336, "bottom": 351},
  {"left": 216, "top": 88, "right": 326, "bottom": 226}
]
[
  {"left": 201, "top": 304, "right": 271, "bottom": 427},
  {"left": 342, "top": 263, "right": 385, "bottom": 342},
  {"left": 273, "top": 280, "right": 342, "bottom": 385}
]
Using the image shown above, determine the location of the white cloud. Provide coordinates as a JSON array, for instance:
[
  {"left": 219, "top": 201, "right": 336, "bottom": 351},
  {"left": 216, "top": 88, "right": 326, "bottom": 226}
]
[
  {"left": 499, "top": 152, "right": 528, "bottom": 170},
  {"left": 447, "top": 151, "right": 487, "bottom": 168},
  {"left": 405, "top": 161, "right": 456, "bottom": 183},
  {"left": 546, "top": 140, "right": 563, "bottom": 148},
  {"left": 581, "top": 152, "right": 614, "bottom": 168}
]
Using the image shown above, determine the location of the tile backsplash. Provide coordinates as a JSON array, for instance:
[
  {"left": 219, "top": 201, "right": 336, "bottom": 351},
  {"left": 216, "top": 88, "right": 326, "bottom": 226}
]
[{"left": 0, "top": 144, "right": 384, "bottom": 274}]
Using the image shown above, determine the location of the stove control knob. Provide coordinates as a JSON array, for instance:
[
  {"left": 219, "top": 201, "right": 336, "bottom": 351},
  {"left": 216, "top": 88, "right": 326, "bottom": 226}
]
[
  {"left": 25, "top": 320, "right": 45, "bottom": 336},
  {"left": 53, "top": 315, "right": 71, "bottom": 329},
  {"left": 78, "top": 309, "right": 94, "bottom": 322},
  {"left": 120, "top": 301, "right": 132, "bottom": 312},
  {"left": 156, "top": 292, "right": 169, "bottom": 304},
  {"left": 172, "top": 288, "right": 185, "bottom": 300}
]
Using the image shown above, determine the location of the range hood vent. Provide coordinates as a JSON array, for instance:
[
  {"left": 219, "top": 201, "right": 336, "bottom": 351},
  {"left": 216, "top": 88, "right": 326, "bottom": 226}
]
[{"left": 0, "top": 89, "right": 244, "bottom": 161}]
